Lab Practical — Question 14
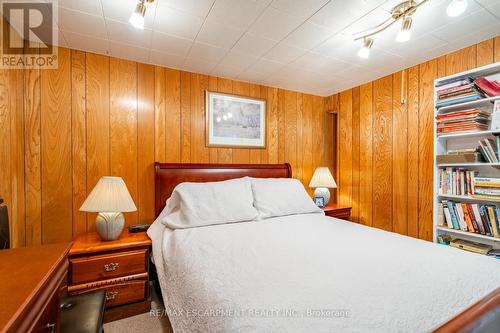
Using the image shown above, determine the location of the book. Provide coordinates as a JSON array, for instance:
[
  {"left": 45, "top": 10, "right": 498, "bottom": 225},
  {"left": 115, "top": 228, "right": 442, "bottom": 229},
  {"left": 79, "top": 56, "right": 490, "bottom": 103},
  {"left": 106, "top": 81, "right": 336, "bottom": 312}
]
[
  {"left": 474, "top": 77, "right": 500, "bottom": 97},
  {"left": 443, "top": 204, "right": 453, "bottom": 229},
  {"left": 471, "top": 204, "right": 485, "bottom": 234},
  {"left": 479, "top": 205, "right": 492, "bottom": 236},
  {"left": 487, "top": 206, "right": 499, "bottom": 238},
  {"left": 485, "top": 138, "right": 499, "bottom": 162},
  {"left": 450, "top": 239, "right": 492, "bottom": 255},
  {"left": 461, "top": 203, "right": 475, "bottom": 232},
  {"left": 455, "top": 203, "right": 468, "bottom": 231}
]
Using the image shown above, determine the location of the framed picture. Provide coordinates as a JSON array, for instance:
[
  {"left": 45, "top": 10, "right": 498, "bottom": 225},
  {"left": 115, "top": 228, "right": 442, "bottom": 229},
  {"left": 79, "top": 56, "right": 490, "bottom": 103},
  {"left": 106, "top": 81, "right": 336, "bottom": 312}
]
[
  {"left": 314, "top": 196, "right": 325, "bottom": 208},
  {"left": 206, "top": 91, "right": 266, "bottom": 148}
]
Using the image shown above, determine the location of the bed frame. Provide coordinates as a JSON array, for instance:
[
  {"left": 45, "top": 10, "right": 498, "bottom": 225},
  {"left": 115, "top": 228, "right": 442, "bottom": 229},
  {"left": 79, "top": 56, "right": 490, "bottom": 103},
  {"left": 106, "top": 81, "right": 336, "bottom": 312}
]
[
  {"left": 153, "top": 162, "right": 499, "bottom": 331},
  {"left": 154, "top": 162, "right": 291, "bottom": 217}
]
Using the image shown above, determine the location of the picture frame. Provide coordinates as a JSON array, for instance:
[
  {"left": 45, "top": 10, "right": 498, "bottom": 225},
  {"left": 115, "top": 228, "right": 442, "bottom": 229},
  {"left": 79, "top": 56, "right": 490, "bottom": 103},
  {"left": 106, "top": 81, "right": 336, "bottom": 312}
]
[
  {"left": 206, "top": 91, "right": 266, "bottom": 148},
  {"left": 313, "top": 196, "right": 325, "bottom": 208}
]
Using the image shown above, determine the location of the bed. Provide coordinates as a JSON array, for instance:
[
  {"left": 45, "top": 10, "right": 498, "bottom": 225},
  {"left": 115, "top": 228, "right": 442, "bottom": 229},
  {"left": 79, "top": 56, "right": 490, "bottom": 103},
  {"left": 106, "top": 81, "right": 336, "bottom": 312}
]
[{"left": 148, "top": 163, "right": 500, "bottom": 333}]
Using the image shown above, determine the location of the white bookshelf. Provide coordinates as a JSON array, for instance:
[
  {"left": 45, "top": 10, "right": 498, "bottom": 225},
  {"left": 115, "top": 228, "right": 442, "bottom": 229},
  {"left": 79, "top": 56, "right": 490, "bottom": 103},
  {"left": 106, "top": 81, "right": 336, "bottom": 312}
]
[{"left": 433, "top": 61, "right": 500, "bottom": 252}]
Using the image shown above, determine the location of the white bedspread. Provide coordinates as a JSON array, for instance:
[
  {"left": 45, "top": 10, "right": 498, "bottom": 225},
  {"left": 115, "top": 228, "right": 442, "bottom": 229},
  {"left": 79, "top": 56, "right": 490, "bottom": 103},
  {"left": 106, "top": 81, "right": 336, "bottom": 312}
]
[{"left": 148, "top": 213, "right": 500, "bottom": 333}]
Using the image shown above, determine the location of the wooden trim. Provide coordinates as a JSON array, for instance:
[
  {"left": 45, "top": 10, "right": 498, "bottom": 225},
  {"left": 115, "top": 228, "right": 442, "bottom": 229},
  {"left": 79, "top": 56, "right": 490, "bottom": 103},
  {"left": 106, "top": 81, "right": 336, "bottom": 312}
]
[{"left": 433, "top": 287, "right": 500, "bottom": 333}]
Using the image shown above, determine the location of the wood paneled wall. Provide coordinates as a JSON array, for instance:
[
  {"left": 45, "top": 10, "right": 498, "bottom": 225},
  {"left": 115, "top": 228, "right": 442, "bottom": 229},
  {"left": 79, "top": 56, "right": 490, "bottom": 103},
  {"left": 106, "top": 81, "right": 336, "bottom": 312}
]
[
  {"left": 0, "top": 46, "right": 334, "bottom": 247},
  {"left": 327, "top": 37, "right": 500, "bottom": 241}
]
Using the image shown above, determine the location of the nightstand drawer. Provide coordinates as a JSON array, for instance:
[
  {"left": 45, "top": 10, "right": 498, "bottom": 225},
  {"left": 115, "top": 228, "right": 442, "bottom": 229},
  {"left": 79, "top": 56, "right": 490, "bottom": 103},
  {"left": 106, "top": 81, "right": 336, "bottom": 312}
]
[
  {"left": 70, "top": 249, "right": 148, "bottom": 285},
  {"left": 102, "top": 280, "right": 147, "bottom": 308}
]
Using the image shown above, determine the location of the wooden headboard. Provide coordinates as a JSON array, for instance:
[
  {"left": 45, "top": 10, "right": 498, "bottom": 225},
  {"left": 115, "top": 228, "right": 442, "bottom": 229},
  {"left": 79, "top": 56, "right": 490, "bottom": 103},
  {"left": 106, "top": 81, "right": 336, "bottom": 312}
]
[{"left": 154, "top": 162, "right": 292, "bottom": 217}]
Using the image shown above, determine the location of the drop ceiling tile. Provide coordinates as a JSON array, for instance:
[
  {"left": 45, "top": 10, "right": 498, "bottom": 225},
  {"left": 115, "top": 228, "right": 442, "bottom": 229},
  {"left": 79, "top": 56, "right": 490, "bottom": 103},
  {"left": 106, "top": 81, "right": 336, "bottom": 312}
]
[
  {"left": 341, "top": 7, "right": 391, "bottom": 36},
  {"left": 106, "top": 19, "right": 153, "bottom": 49},
  {"left": 389, "top": 34, "right": 448, "bottom": 57},
  {"left": 270, "top": 0, "right": 330, "bottom": 20},
  {"left": 232, "top": 33, "right": 277, "bottom": 57},
  {"left": 310, "top": 0, "right": 385, "bottom": 32},
  {"left": 431, "top": 8, "right": 499, "bottom": 42},
  {"left": 62, "top": 30, "right": 109, "bottom": 55},
  {"left": 150, "top": 31, "right": 193, "bottom": 57},
  {"left": 283, "top": 21, "right": 336, "bottom": 50},
  {"left": 207, "top": 0, "right": 268, "bottom": 30},
  {"left": 109, "top": 41, "right": 150, "bottom": 63},
  {"left": 149, "top": 50, "right": 185, "bottom": 69},
  {"left": 249, "top": 7, "right": 303, "bottom": 41},
  {"left": 158, "top": 0, "right": 215, "bottom": 18},
  {"left": 59, "top": 0, "right": 102, "bottom": 16},
  {"left": 188, "top": 41, "right": 228, "bottom": 63},
  {"left": 237, "top": 70, "right": 268, "bottom": 83},
  {"left": 263, "top": 42, "right": 307, "bottom": 64},
  {"left": 211, "top": 64, "right": 246, "bottom": 78},
  {"left": 154, "top": 5, "right": 204, "bottom": 39},
  {"left": 247, "top": 58, "right": 285, "bottom": 74},
  {"left": 476, "top": 0, "right": 500, "bottom": 17},
  {"left": 102, "top": 0, "right": 157, "bottom": 29},
  {"left": 58, "top": 7, "right": 107, "bottom": 39},
  {"left": 220, "top": 50, "right": 258, "bottom": 69},
  {"left": 196, "top": 19, "right": 245, "bottom": 49},
  {"left": 182, "top": 57, "right": 218, "bottom": 75}
]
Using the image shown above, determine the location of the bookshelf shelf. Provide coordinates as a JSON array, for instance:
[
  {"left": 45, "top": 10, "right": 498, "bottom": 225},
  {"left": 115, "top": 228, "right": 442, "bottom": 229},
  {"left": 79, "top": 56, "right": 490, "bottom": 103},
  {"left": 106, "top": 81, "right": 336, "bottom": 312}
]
[
  {"left": 438, "top": 194, "right": 500, "bottom": 203},
  {"left": 437, "top": 130, "right": 498, "bottom": 140},
  {"left": 437, "top": 95, "right": 500, "bottom": 112},
  {"left": 434, "top": 61, "right": 500, "bottom": 251},
  {"left": 436, "top": 227, "right": 500, "bottom": 243}
]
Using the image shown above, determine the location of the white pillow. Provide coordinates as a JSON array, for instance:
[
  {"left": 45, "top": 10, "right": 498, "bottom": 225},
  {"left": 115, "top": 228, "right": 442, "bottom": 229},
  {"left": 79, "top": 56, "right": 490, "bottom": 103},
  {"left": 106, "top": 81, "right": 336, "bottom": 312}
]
[
  {"left": 250, "top": 177, "right": 323, "bottom": 219},
  {"left": 162, "top": 177, "right": 258, "bottom": 229}
]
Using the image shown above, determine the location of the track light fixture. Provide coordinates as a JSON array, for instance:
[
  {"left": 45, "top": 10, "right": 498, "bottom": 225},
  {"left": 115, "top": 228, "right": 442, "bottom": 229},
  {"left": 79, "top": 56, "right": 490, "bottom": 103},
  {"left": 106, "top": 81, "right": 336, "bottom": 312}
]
[
  {"left": 396, "top": 17, "right": 412, "bottom": 42},
  {"left": 358, "top": 38, "right": 373, "bottom": 59},
  {"left": 129, "top": 0, "right": 155, "bottom": 30},
  {"left": 446, "top": 0, "right": 468, "bottom": 17}
]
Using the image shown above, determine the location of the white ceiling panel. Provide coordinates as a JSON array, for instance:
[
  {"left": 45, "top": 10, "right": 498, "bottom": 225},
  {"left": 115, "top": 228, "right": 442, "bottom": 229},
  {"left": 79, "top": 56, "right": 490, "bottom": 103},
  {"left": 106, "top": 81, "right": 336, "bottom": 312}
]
[{"left": 8, "top": 0, "right": 499, "bottom": 96}]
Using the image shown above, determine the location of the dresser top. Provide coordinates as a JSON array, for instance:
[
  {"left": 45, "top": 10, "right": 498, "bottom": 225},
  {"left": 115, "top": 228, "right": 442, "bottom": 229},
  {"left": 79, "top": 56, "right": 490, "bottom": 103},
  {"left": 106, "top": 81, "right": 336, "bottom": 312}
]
[
  {"left": 0, "top": 242, "right": 71, "bottom": 331},
  {"left": 70, "top": 231, "right": 152, "bottom": 256}
]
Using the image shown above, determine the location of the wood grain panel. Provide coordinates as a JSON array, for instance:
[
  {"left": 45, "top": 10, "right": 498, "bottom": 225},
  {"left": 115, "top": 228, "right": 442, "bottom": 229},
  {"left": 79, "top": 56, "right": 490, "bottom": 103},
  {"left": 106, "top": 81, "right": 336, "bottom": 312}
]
[
  {"left": 165, "top": 68, "right": 181, "bottom": 162},
  {"left": 359, "top": 83, "right": 373, "bottom": 226},
  {"left": 495, "top": 37, "right": 500, "bottom": 61},
  {"left": 351, "top": 88, "right": 360, "bottom": 222},
  {"left": 110, "top": 58, "right": 138, "bottom": 225},
  {"left": 267, "top": 87, "right": 279, "bottom": 164},
  {"left": 180, "top": 71, "right": 191, "bottom": 163},
  {"left": 418, "top": 60, "right": 437, "bottom": 241},
  {"left": 407, "top": 66, "right": 420, "bottom": 239},
  {"left": 208, "top": 76, "right": 218, "bottom": 163},
  {"left": 249, "top": 84, "right": 262, "bottom": 165},
  {"left": 372, "top": 75, "right": 393, "bottom": 232},
  {"left": 392, "top": 71, "right": 408, "bottom": 235},
  {"left": 278, "top": 89, "right": 286, "bottom": 164},
  {"left": 284, "top": 90, "right": 298, "bottom": 178},
  {"left": 302, "top": 94, "right": 313, "bottom": 196},
  {"left": 24, "top": 60, "right": 41, "bottom": 245},
  {"left": 476, "top": 39, "right": 494, "bottom": 67},
  {"left": 445, "top": 45, "right": 476, "bottom": 75},
  {"left": 338, "top": 90, "right": 352, "bottom": 207},
  {"left": 190, "top": 73, "right": 209, "bottom": 163},
  {"left": 137, "top": 63, "right": 155, "bottom": 224},
  {"left": 71, "top": 50, "right": 87, "bottom": 237},
  {"left": 154, "top": 67, "right": 166, "bottom": 162},
  {"left": 86, "top": 53, "right": 110, "bottom": 231},
  {"left": 0, "top": 69, "right": 12, "bottom": 241},
  {"left": 40, "top": 47, "right": 72, "bottom": 243}
]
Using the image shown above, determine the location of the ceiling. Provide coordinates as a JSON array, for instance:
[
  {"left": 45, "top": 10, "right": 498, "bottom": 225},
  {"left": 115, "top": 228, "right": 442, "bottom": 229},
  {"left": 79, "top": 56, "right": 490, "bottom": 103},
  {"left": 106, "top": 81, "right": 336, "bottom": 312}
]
[{"left": 4, "top": 0, "right": 500, "bottom": 96}]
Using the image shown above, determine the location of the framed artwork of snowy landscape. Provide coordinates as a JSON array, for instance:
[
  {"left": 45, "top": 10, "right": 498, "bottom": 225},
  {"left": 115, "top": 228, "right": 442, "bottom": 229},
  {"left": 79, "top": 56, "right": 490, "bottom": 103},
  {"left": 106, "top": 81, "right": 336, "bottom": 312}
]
[{"left": 206, "top": 91, "right": 266, "bottom": 148}]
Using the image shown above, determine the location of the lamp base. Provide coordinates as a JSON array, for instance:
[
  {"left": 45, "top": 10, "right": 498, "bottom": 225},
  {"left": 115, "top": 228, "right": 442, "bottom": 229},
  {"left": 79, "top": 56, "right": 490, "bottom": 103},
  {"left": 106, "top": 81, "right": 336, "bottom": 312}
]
[
  {"left": 314, "top": 187, "right": 331, "bottom": 206},
  {"left": 95, "top": 212, "right": 125, "bottom": 241}
]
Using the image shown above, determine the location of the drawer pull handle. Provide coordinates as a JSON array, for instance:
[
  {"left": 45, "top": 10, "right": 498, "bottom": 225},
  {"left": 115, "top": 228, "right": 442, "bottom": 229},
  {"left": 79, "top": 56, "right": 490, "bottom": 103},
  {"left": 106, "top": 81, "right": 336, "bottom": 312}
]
[
  {"left": 105, "top": 291, "right": 118, "bottom": 301},
  {"left": 45, "top": 323, "right": 55, "bottom": 333},
  {"left": 104, "top": 262, "right": 119, "bottom": 272}
]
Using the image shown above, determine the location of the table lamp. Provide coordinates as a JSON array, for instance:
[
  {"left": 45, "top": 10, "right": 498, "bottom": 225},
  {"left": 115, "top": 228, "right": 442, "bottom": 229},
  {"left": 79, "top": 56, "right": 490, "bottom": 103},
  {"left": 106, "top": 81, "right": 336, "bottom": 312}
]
[
  {"left": 309, "top": 167, "right": 337, "bottom": 206},
  {"left": 80, "top": 176, "right": 137, "bottom": 241}
]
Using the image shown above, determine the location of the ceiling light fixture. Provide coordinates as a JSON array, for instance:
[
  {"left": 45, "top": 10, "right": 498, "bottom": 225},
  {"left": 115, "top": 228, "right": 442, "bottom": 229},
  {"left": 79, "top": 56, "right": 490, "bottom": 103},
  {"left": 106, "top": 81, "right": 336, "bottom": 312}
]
[
  {"left": 129, "top": 0, "right": 154, "bottom": 30},
  {"left": 396, "top": 16, "right": 412, "bottom": 42},
  {"left": 358, "top": 38, "right": 373, "bottom": 59},
  {"left": 446, "top": 0, "right": 467, "bottom": 17}
]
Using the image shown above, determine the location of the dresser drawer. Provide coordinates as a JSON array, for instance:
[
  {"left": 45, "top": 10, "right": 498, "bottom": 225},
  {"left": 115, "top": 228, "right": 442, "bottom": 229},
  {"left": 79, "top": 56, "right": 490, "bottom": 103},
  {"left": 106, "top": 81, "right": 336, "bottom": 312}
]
[
  {"left": 70, "top": 249, "right": 148, "bottom": 285},
  {"left": 102, "top": 280, "right": 147, "bottom": 308}
]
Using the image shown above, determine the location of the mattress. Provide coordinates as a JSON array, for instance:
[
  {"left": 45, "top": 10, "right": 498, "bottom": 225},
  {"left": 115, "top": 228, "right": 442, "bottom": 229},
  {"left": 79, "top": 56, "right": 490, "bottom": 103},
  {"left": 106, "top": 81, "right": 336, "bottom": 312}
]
[{"left": 147, "top": 212, "right": 500, "bottom": 333}]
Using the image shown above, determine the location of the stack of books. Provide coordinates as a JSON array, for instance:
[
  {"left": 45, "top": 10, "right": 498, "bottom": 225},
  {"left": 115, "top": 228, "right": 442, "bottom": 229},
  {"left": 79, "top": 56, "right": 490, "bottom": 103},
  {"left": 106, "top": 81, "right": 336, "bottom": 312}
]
[
  {"left": 435, "top": 108, "right": 490, "bottom": 135},
  {"left": 474, "top": 77, "right": 500, "bottom": 97},
  {"left": 477, "top": 137, "right": 500, "bottom": 162},
  {"left": 472, "top": 177, "right": 500, "bottom": 201},
  {"left": 438, "top": 168, "right": 476, "bottom": 196},
  {"left": 440, "top": 200, "right": 500, "bottom": 237},
  {"left": 436, "top": 77, "right": 484, "bottom": 108}
]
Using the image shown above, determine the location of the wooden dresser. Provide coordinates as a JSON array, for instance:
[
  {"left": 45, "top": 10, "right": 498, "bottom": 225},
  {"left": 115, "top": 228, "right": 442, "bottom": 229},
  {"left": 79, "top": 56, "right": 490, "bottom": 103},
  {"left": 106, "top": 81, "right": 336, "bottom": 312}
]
[
  {"left": 0, "top": 243, "right": 71, "bottom": 333},
  {"left": 67, "top": 231, "right": 152, "bottom": 315}
]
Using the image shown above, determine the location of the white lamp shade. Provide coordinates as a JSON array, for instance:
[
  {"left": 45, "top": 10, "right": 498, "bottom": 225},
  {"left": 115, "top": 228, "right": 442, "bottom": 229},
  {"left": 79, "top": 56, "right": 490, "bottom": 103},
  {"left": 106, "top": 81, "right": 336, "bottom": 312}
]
[
  {"left": 309, "top": 167, "right": 337, "bottom": 188},
  {"left": 80, "top": 176, "right": 137, "bottom": 213}
]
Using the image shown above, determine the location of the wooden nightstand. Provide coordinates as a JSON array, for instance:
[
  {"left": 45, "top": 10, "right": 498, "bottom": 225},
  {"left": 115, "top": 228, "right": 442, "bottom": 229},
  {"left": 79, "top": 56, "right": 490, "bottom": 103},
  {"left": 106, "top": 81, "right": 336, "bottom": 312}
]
[
  {"left": 68, "top": 231, "right": 152, "bottom": 317},
  {"left": 322, "top": 204, "right": 352, "bottom": 219}
]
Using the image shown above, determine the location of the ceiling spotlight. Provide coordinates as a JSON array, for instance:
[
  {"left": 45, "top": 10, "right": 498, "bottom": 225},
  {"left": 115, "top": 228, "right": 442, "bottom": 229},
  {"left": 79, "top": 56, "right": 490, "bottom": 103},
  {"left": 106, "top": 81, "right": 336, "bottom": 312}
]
[
  {"left": 358, "top": 38, "right": 373, "bottom": 59},
  {"left": 446, "top": 0, "right": 467, "bottom": 17},
  {"left": 396, "top": 17, "right": 412, "bottom": 42},
  {"left": 129, "top": 0, "right": 154, "bottom": 29}
]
